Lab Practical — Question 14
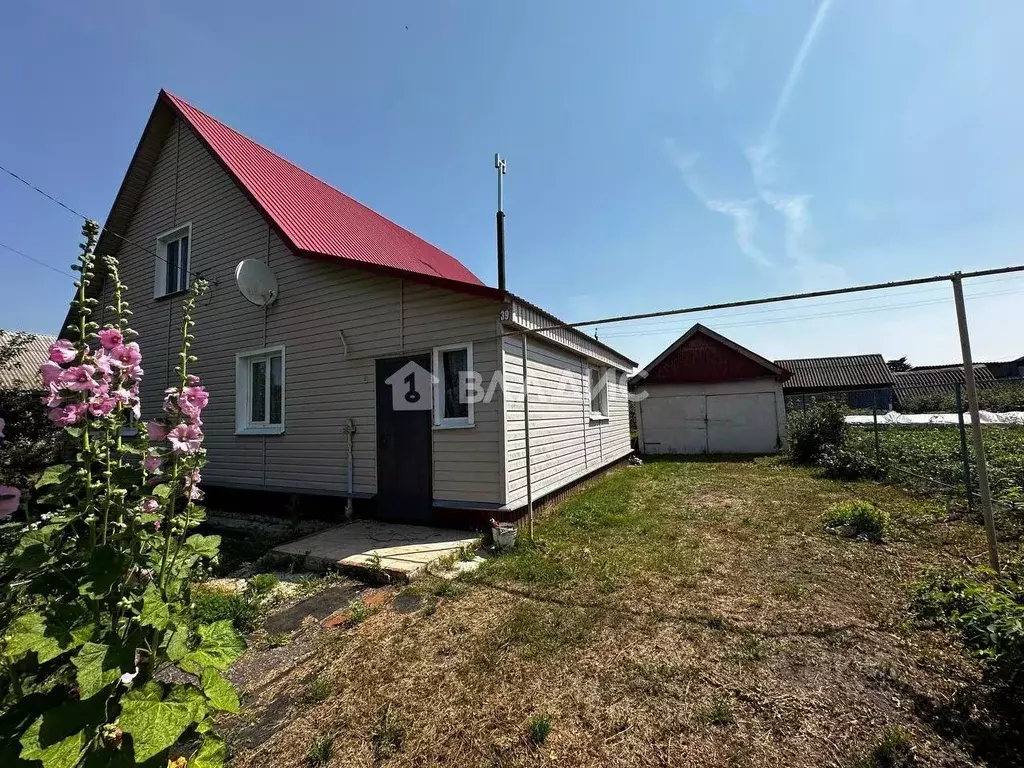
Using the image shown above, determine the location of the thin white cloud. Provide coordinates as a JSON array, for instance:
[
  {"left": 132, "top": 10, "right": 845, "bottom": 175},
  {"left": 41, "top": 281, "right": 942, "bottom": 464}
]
[
  {"left": 708, "top": 25, "right": 745, "bottom": 96},
  {"left": 665, "top": 141, "right": 772, "bottom": 267}
]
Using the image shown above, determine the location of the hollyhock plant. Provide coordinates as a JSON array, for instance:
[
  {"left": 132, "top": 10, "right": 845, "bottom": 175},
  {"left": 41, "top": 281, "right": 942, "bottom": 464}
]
[
  {"left": 3, "top": 222, "right": 236, "bottom": 767},
  {"left": 48, "top": 338, "right": 77, "bottom": 364}
]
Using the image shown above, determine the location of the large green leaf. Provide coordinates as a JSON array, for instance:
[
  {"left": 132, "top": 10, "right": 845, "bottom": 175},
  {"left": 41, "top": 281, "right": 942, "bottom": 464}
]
[
  {"left": 190, "top": 735, "right": 227, "bottom": 768},
  {"left": 139, "top": 584, "right": 169, "bottom": 630},
  {"left": 119, "top": 682, "right": 208, "bottom": 763},
  {"left": 79, "top": 546, "right": 126, "bottom": 600},
  {"left": 199, "top": 668, "right": 239, "bottom": 713},
  {"left": 19, "top": 695, "right": 106, "bottom": 768},
  {"left": 164, "top": 624, "right": 190, "bottom": 662},
  {"left": 180, "top": 621, "right": 245, "bottom": 675},
  {"left": 35, "top": 464, "right": 71, "bottom": 489},
  {"left": 4, "top": 613, "right": 63, "bottom": 663},
  {"left": 72, "top": 642, "right": 135, "bottom": 699},
  {"left": 151, "top": 484, "right": 172, "bottom": 501},
  {"left": 185, "top": 534, "right": 220, "bottom": 560}
]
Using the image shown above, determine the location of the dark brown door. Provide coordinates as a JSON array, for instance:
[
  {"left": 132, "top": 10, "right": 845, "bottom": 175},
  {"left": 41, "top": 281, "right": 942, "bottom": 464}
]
[{"left": 375, "top": 355, "right": 432, "bottom": 522}]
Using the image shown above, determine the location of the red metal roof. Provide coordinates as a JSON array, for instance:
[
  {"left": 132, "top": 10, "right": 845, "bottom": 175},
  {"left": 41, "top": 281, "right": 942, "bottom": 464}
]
[{"left": 161, "top": 90, "right": 497, "bottom": 295}]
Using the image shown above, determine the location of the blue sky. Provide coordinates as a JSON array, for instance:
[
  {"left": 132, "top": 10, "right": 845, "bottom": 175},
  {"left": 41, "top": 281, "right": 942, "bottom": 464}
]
[{"left": 2, "top": 0, "right": 1023, "bottom": 368}]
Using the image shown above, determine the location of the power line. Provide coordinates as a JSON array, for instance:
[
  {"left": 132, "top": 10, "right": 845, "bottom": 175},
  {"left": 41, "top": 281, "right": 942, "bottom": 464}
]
[
  {"left": 599, "top": 285, "right": 1024, "bottom": 340},
  {"left": 0, "top": 162, "right": 208, "bottom": 282},
  {"left": 0, "top": 241, "right": 75, "bottom": 279},
  {"left": 592, "top": 272, "right": 1024, "bottom": 335},
  {"left": 518, "top": 263, "right": 1024, "bottom": 336}
]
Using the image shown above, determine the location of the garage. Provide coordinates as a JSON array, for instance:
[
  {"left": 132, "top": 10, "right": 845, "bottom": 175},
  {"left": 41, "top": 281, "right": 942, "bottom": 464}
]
[{"left": 632, "top": 324, "right": 790, "bottom": 455}]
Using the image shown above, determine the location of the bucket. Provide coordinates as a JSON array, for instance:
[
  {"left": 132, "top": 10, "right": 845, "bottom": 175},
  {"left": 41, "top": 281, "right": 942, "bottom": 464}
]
[{"left": 491, "top": 521, "right": 518, "bottom": 551}]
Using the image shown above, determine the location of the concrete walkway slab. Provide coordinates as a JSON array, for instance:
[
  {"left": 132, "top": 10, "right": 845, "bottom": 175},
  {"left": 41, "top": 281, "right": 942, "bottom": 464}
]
[{"left": 271, "top": 520, "right": 480, "bottom": 580}]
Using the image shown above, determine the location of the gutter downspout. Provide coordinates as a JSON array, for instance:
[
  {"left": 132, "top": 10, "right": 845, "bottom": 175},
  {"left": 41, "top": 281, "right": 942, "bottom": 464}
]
[{"left": 521, "top": 333, "right": 533, "bottom": 539}]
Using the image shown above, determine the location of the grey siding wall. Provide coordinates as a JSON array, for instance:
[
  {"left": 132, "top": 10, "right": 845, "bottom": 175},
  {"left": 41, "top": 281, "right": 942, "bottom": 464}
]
[
  {"left": 502, "top": 334, "right": 631, "bottom": 508},
  {"left": 98, "top": 117, "right": 503, "bottom": 505}
]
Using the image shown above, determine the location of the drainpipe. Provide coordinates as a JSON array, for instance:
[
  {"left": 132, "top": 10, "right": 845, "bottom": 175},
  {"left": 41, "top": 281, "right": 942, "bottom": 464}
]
[{"left": 345, "top": 418, "right": 356, "bottom": 521}]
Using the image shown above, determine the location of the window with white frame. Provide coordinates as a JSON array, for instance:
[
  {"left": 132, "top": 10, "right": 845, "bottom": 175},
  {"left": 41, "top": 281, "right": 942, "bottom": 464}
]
[
  {"left": 433, "top": 342, "right": 474, "bottom": 428},
  {"left": 154, "top": 224, "right": 192, "bottom": 298},
  {"left": 235, "top": 346, "right": 285, "bottom": 434},
  {"left": 589, "top": 365, "right": 609, "bottom": 419}
]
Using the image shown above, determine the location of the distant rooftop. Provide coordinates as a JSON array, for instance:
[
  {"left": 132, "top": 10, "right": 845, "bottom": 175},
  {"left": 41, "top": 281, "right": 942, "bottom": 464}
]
[{"left": 774, "top": 354, "right": 894, "bottom": 392}]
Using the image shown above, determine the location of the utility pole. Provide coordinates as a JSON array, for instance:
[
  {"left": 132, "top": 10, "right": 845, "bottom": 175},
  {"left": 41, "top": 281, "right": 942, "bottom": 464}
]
[
  {"left": 952, "top": 273, "right": 1000, "bottom": 571},
  {"left": 495, "top": 153, "right": 507, "bottom": 292}
]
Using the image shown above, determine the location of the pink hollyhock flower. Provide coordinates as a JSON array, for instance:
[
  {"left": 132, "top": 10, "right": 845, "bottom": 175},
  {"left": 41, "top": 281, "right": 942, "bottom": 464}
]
[
  {"left": 141, "top": 497, "right": 159, "bottom": 513},
  {"left": 88, "top": 394, "right": 118, "bottom": 418},
  {"left": 0, "top": 486, "right": 20, "bottom": 518},
  {"left": 93, "top": 350, "right": 114, "bottom": 376},
  {"left": 109, "top": 342, "right": 142, "bottom": 368},
  {"left": 147, "top": 422, "right": 167, "bottom": 441},
  {"left": 186, "top": 375, "right": 200, "bottom": 386},
  {"left": 48, "top": 339, "right": 76, "bottom": 364},
  {"left": 111, "top": 388, "right": 132, "bottom": 405},
  {"left": 162, "top": 388, "right": 179, "bottom": 413},
  {"left": 177, "top": 386, "right": 209, "bottom": 420},
  {"left": 153, "top": 519, "right": 161, "bottom": 531},
  {"left": 59, "top": 365, "right": 98, "bottom": 392},
  {"left": 41, "top": 385, "right": 63, "bottom": 408},
  {"left": 97, "top": 328, "right": 123, "bottom": 350},
  {"left": 143, "top": 453, "right": 162, "bottom": 474},
  {"left": 167, "top": 423, "right": 203, "bottom": 454},
  {"left": 48, "top": 403, "right": 87, "bottom": 427},
  {"left": 40, "top": 360, "right": 63, "bottom": 387},
  {"left": 121, "top": 363, "right": 144, "bottom": 382}
]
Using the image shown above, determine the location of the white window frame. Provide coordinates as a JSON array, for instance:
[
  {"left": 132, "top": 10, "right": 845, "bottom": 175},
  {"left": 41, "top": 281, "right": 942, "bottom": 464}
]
[
  {"left": 433, "top": 342, "right": 474, "bottom": 429},
  {"left": 154, "top": 223, "right": 193, "bottom": 298},
  {"left": 587, "top": 363, "right": 610, "bottom": 422},
  {"left": 235, "top": 344, "right": 286, "bottom": 435}
]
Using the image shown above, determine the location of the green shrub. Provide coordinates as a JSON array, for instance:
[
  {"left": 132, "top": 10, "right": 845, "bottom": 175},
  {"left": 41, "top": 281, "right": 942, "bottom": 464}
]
[
  {"left": 911, "top": 561, "right": 1024, "bottom": 688},
  {"left": 818, "top": 446, "right": 884, "bottom": 482},
  {"left": 901, "top": 382, "right": 1024, "bottom": 414},
  {"left": 822, "top": 500, "right": 890, "bottom": 539},
  {"left": 306, "top": 735, "right": 333, "bottom": 766},
  {"left": 527, "top": 713, "right": 552, "bottom": 745},
  {"left": 788, "top": 401, "right": 847, "bottom": 464},
  {"left": 856, "top": 726, "right": 916, "bottom": 767},
  {"left": 193, "top": 573, "right": 279, "bottom": 633}
]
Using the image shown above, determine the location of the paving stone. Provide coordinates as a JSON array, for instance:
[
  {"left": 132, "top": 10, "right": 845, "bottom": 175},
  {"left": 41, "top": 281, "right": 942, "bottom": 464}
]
[{"left": 262, "top": 585, "right": 362, "bottom": 634}]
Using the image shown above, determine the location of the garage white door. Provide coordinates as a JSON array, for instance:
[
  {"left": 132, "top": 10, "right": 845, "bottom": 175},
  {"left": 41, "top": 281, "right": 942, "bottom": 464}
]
[
  {"left": 641, "top": 391, "right": 779, "bottom": 455},
  {"left": 707, "top": 392, "right": 779, "bottom": 454},
  {"left": 640, "top": 395, "right": 706, "bottom": 454}
]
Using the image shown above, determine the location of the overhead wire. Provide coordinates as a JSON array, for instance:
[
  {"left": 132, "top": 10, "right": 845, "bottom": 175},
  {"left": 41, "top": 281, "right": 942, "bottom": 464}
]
[
  {"left": 0, "top": 162, "right": 210, "bottom": 283},
  {"left": 0, "top": 241, "right": 75, "bottom": 278}
]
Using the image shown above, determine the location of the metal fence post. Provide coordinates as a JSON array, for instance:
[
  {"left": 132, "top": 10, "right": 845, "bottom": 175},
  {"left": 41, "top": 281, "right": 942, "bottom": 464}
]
[
  {"left": 954, "top": 382, "right": 972, "bottom": 513},
  {"left": 872, "top": 390, "right": 880, "bottom": 464}
]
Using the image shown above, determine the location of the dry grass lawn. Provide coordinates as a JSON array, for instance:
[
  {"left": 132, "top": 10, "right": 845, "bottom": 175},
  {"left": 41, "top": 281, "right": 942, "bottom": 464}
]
[{"left": 229, "top": 457, "right": 1020, "bottom": 767}]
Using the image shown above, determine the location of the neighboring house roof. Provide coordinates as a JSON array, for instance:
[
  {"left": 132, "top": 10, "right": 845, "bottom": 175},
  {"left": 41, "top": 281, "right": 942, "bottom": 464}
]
[
  {"left": 982, "top": 355, "right": 1024, "bottom": 380},
  {"left": 774, "top": 354, "right": 894, "bottom": 392},
  {"left": 0, "top": 330, "right": 55, "bottom": 389},
  {"left": 631, "top": 324, "right": 789, "bottom": 386},
  {"left": 894, "top": 364, "right": 997, "bottom": 402}
]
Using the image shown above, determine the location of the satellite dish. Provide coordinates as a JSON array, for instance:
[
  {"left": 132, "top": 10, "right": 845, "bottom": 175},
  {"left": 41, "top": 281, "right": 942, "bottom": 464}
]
[{"left": 234, "top": 260, "right": 279, "bottom": 307}]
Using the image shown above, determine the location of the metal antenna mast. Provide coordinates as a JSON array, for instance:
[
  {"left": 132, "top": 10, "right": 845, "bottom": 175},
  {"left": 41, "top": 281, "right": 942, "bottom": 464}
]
[{"left": 495, "top": 153, "right": 507, "bottom": 291}]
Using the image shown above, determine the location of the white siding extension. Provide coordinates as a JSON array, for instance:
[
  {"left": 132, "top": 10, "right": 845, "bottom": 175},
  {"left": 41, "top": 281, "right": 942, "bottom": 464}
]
[{"left": 502, "top": 334, "right": 631, "bottom": 509}]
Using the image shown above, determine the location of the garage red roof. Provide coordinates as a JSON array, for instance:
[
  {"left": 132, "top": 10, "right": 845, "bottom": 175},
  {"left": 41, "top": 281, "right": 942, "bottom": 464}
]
[
  {"left": 634, "top": 324, "right": 790, "bottom": 385},
  {"left": 161, "top": 90, "right": 496, "bottom": 295}
]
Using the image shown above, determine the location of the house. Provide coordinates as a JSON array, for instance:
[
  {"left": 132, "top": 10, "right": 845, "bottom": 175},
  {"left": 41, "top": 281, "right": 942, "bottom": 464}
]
[
  {"left": 893, "top": 364, "right": 996, "bottom": 407},
  {"left": 775, "top": 354, "right": 895, "bottom": 411},
  {"left": 983, "top": 355, "right": 1024, "bottom": 381},
  {"left": 0, "top": 330, "right": 56, "bottom": 390},
  {"left": 72, "top": 90, "right": 635, "bottom": 526},
  {"left": 632, "top": 324, "right": 790, "bottom": 454}
]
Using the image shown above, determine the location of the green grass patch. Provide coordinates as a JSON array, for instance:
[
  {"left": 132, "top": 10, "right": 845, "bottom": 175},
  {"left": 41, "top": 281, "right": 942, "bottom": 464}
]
[{"left": 823, "top": 500, "right": 890, "bottom": 540}]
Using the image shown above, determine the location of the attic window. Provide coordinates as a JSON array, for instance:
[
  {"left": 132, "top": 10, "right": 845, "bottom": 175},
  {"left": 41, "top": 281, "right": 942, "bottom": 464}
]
[{"left": 154, "top": 224, "right": 192, "bottom": 298}]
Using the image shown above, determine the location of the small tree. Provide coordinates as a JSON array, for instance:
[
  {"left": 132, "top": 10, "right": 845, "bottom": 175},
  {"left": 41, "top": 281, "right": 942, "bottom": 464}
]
[
  {"left": 0, "top": 222, "right": 243, "bottom": 767},
  {"left": 886, "top": 356, "right": 912, "bottom": 372}
]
